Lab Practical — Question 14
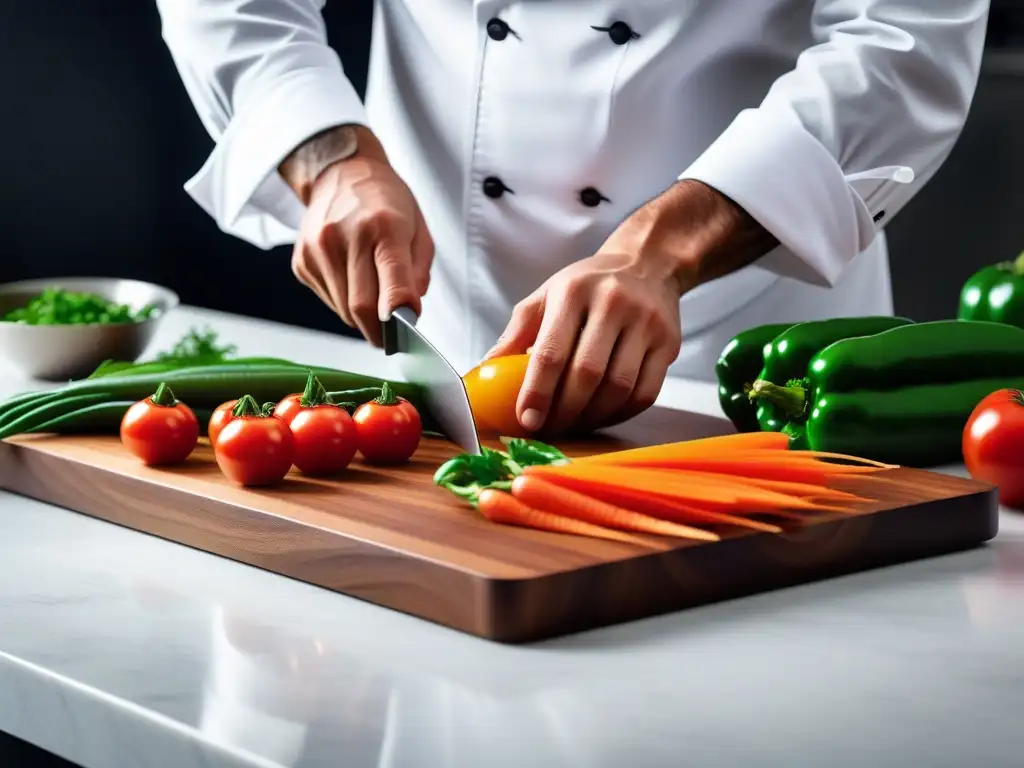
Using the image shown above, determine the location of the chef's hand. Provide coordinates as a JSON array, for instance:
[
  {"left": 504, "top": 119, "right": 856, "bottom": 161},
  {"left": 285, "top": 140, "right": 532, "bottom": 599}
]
[
  {"left": 280, "top": 125, "right": 433, "bottom": 347},
  {"left": 487, "top": 180, "right": 779, "bottom": 435}
]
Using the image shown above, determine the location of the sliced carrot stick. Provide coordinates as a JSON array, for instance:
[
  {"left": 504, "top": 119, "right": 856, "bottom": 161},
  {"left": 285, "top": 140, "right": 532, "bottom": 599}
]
[
  {"left": 523, "top": 464, "right": 842, "bottom": 514},
  {"left": 733, "top": 476, "right": 870, "bottom": 503},
  {"left": 476, "top": 489, "right": 644, "bottom": 545},
  {"left": 535, "top": 473, "right": 784, "bottom": 534},
  {"left": 510, "top": 475, "right": 720, "bottom": 542},
  {"left": 573, "top": 431, "right": 790, "bottom": 465},
  {"left": 583, "top": 452, "right": 893, "bottom": 481}
]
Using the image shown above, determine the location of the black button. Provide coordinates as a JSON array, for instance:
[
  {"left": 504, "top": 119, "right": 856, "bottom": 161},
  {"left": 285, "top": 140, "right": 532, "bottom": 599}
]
[
  {"left": 483, "top": 176, "right": 511, "bottom": 199},
  {"left": 579, "top": 187, "right": 609, "bottom": 208},
  {"left": 873, "top": 210, "right": 886, "bottom": 223},
  {"left": 592, "top": 21, "right": 638, "bottom": 45},
  {"left": 487, "top": 18, "right": 510, "bottom": 41}
]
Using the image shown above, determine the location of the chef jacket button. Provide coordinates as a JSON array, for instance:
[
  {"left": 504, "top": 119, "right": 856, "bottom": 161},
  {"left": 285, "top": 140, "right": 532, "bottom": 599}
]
[
  {"left": 593, "top": 21, "right": 639, "bottom": 45},
  {"left": 483, "top": 176, "right": 512, "bottom": 199},
  {"left": 486, "top": 18, "right": 517, "bottom": 41},
  {"left": 578, "top": 187, "right": 609, "bottom": 208},
  {"left": 873, "top": 210, "right": 886, "bottom": 223}
]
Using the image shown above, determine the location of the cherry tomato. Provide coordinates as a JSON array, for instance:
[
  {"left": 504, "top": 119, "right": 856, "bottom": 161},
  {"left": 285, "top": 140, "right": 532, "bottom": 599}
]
[
  {"left": 963, "top": 387, "right": 1024, "bottom": 509},
  {"left": 289, "top": 405, "right": 359, "bottom": 476},
  {"left": 208, "top": 399, "right": 238, "bottom": 446},
  {"left": 214, "top": 403, "right": 295, "bottom": 487},
  {"left": 353, "top": 384, "right": 422, "bottom": 464},
  {"left": 273, "top": 393, "right": 305, "bottom": 425},
  {"left": 120, "top": 384, "right": 200, "bottom": 466},
  {"left": 461, "top": 353, "right": 530, "bottom": 437}
]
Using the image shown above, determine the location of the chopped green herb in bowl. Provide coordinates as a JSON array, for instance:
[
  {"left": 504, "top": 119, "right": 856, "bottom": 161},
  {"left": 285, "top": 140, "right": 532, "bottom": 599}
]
[
  {"left": 1, "top": 287, "right": 159, "bottom": 325},
  {"left": 0, "top": 277, "right": 179, "bottom": 380}
]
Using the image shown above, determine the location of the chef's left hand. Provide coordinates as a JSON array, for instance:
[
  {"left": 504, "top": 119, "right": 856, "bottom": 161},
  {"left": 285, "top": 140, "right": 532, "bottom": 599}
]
[
  {"left": 485, "top": 180, "right": 778, "bottom": 436},
  {"left": 485, "top": 218, "right": 685, "bottom": 436}
]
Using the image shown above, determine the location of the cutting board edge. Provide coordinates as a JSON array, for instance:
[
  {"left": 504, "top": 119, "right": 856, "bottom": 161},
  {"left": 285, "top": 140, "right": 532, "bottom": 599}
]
[{"left": 477, "top": 485, "right": 1000, "bottom": 643}]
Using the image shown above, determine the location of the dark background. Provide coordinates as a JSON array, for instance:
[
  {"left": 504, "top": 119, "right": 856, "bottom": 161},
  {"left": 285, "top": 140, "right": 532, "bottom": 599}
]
[{"left": 3, "top": 2, "right": 1024, "bottom": 342}]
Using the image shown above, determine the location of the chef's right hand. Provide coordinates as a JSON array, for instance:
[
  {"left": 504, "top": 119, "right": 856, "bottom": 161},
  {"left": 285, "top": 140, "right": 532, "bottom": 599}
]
[{"left": 280, "top": 125, "right": 434, "bottom": 347}]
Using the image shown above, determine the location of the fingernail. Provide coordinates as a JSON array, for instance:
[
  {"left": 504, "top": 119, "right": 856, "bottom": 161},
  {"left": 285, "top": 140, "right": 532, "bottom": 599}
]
[{"left": 521, "top": 409, "right": 544, "bottom": 431}]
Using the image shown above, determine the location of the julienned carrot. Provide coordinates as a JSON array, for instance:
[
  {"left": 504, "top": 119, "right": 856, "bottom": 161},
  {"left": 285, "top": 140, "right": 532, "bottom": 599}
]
[
  {"left": 733, "top": 476, "right": 870, "bottom": 503},
  {"left": 573, "top": 431, "right": 790, "bottom": 465},
  {"left": 476, "top": 489, "right": 644, "bottom": 545},
  {"left": 523, "top": 464, "right": 849, "bottom": 514},
  {"left": 582, "top": 452, "right": 894, "bottom": 482},
  {"left": 510, "top": 475, "right": 720, "bottom": 542},
  {"left": 535, "top": 473, "right": 784, "bottom": 534}
]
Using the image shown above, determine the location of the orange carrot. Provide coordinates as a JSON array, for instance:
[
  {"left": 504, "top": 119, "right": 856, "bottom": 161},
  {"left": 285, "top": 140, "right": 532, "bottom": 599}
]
[
  {"left": 573, "top": 431, "right": 790, "bottom": 465},
  {"left": 510, "top": 475, "right": 720, "bottom": 542},
  {"left": 535, "top": 473, "right": 784, "bottom": 534},
  {"left": 476, "top": 489, "right": 644, "bottom": 544},
  {"left": 733, "top": 476, "right": 870, "bottom": 503},
  {"left": 523, "top": 463, "right": 848, "bottom": 514},
  {"left": 580, "top": 452, "right": 893, "bottom": 482}
]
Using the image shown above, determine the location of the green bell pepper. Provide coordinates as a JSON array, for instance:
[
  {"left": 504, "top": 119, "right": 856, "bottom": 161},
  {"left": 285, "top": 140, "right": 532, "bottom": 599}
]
[
  {"left": 958, "top": 251, "right": 1024, "bottom": 330},
  {"left": 747, "top": 319, "right": 1024, "bottom": 466},
  {"left": 753, "top": 316, "right": 914, "bottom": 433},
  {"left": 715, "top": 322, "right": 796, "bottom": 432}
]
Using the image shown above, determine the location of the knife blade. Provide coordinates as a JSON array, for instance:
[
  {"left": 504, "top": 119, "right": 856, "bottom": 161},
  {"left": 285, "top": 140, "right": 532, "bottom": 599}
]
[{"left": 382, "top": 306, "right": 482, "bottom": 455}]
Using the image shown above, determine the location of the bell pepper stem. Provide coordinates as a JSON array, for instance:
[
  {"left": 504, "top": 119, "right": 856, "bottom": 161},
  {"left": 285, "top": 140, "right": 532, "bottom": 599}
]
[
  {"left": 747, "top": 379, "right": 808, "bottom": 418},
  {"left": 1015, "top": 252, "right": 1024, "bottom": 276}
]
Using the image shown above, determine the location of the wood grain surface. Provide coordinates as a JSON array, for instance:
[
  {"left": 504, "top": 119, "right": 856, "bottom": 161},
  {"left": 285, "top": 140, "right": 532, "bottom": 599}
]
[{"left": 0, "top": 406, "right": 1000, "bottom": 643}]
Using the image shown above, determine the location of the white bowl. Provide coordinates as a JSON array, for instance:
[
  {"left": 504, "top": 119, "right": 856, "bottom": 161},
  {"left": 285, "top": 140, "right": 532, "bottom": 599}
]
[{"left": 0, "top": 277, "right": 180, "bottom": 381}]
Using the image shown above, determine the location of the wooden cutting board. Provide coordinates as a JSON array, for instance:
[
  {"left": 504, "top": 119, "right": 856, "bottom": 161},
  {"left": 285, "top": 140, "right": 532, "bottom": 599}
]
[{"left": 0, "top": 406, "right": 999, "bottom": 643}]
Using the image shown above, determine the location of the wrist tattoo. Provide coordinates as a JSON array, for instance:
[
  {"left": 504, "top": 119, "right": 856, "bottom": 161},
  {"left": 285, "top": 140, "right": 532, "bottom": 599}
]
[{"left": 279, "top": 124, "right": 359, "bottom": 205}]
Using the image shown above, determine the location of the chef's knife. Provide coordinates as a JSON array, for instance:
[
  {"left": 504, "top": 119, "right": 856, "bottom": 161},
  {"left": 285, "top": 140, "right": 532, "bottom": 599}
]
[{"left": 382, "top": 306, "right": 482, "bottom": 455}]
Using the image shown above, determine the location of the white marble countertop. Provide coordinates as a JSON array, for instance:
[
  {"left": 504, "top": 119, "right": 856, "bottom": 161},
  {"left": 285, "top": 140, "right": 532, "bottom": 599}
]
[{"left": 2, "top": 305, "right": 1024, "bottom": 768}]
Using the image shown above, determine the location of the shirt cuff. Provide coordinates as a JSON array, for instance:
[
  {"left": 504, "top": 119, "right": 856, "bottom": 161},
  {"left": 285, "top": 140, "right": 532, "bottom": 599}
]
[
  {"left": 184, "top": 64, "right": 369, "bottom": 251},
  {"left": 677, "top": 107, "right": 880, "bottom": 288}
]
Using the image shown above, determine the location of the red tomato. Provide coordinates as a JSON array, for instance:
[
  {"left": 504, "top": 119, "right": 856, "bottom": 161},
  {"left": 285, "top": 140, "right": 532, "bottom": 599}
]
[
  {"left": 208, "top": 399, "right": 238, "bottom": 447},
  {"left": 273, "top": 393, "right": 305, "bottom": 425},
  {"left": 963, "top": 388, "right": 1024, "bottom": 509},
  {"left": 461, "top": 353, "right": 530, "bottom": 437},
  {"left": 120, "top": 388, "right": 200, "bottom": 466},
  {"left": 289, "top": 405, "right": 359, "bottom": 476},
  {"left": 353, "top": 394, "right": 422, "bottom": 465},
  {"left": 215, "top": 414, "right": 295, "bottom": 486}
]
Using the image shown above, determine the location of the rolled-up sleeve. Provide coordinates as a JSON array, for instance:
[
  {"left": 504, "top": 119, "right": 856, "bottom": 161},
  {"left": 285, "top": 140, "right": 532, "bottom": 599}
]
[
  {"left": 678, "top": 0, "right": 989, "bottom": 287},
  {"left": 155, "top": 0, "right": 369, "bottom": 249}
]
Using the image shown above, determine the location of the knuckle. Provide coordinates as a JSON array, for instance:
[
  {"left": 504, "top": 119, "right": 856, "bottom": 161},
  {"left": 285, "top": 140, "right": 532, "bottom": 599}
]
[
  {"left": 572, "top": 356, "right": 605, "bottom": 384},
  {"left": 600, "top": 282, "right": 630, "bottom": 313},
  {"left": 520, "top": 386, "right": 553, "bottom": 412},
  {"left": 314, "top": 225, "right": 337, "bottom": 256},
  {"left": 357, "top": 208, "right": 405, "bottom": 239},
  {"left": 631, "top": 389, "right": 658, "bottom": 412},
  {"left": 349, "top": 297, "right": 376, "bottom": 319},
  {"left": 374, "top": 244, "right": 410, "bottom": 270},
  {"left": 605, "top": 370, "right": 637, "bottom": 396},
  {"left": 531, "top": 345, "right": 567, "bottom": 371}
]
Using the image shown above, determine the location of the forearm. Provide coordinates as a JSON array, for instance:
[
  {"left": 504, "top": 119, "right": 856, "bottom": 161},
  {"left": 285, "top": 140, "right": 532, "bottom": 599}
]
[{"left": 618, "top": 180, "right": 780, "bottom": 296}]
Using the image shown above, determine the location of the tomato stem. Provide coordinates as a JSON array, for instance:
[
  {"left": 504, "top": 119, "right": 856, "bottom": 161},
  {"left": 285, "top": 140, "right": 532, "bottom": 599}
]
[
  {"left": 1012, "top": 389, "right": 1024, "bottom": 407},
  {"left": 149, "top": 382, "right": 178, "bottom": 408},
  {"left": 231, "top": 394, "right": 264, "bottom": 418},
  {"left": 375, "top": 381, "right": 399, "bottom": 406},
  {"left": 299, "top": 371, "right": 334, "bottom": 408}
]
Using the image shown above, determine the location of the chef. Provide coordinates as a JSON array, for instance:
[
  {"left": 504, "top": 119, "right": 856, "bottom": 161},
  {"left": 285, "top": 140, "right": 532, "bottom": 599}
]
[{"left": 155, "top": 1, "right": 988, "bottom": 435}]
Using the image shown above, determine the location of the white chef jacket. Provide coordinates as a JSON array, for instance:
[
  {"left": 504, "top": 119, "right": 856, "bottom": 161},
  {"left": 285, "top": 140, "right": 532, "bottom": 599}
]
[{"left": 155, "top": 0, "right": 988, "bottom": 382}]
